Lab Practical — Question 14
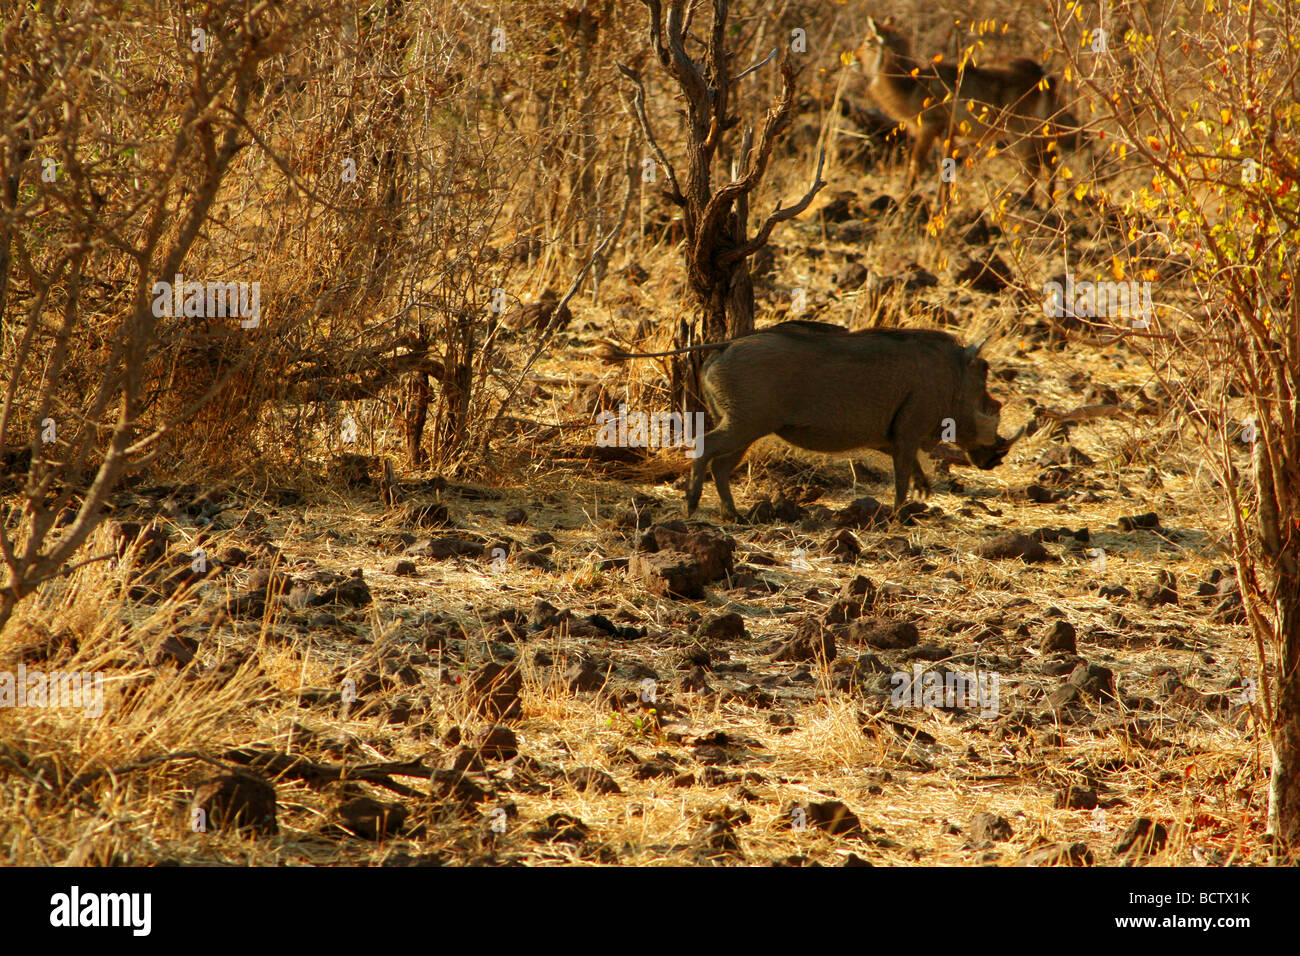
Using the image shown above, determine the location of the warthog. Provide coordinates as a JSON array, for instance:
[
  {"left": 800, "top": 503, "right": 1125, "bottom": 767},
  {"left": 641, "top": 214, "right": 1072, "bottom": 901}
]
[{"left": 601, "top": 322, "right": 1023, "bottom": 519}]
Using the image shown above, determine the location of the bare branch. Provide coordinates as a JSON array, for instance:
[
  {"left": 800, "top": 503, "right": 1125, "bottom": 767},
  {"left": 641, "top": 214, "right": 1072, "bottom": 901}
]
[
  {"left": 733, "top": 47, "right": 777, "bottom": 82},
  {"left": 718, "top": 147, "right": 826, "bottom": 267}
]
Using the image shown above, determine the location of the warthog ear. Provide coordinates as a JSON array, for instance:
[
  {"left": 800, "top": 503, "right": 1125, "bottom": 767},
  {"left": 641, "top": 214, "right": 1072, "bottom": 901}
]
[{"left": 963, "top": 337, "right": 991, "bottom": 363}]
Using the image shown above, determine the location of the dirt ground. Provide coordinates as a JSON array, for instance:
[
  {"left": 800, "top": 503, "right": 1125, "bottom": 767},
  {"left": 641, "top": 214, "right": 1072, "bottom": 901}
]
[{"left": 0, "top": 152, "right": 1267, "bottom": 865}]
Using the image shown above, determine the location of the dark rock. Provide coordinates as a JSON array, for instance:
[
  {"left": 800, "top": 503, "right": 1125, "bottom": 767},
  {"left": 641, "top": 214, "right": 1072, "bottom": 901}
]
[
  {"left": 1019, "top": 842, "right": 1094, "bottom": 866},
  {"left": 823, "top": 528, "right": 862, "bottom": 561},
  {"left": 1068, "top": 662, "right": 1116, "bottom": 700},
  {"left": 805, "top": 800, "right": 861, "bottom": 835},
  {"left": 1137, "top": 570, "right": 1178, "bottom": 607},
  {"left": 847, "top": 617, "right": 919, "bottom": 650},
  {"left": 970, "top": 812, "right": 1013, "bottom": 842},
  {"left": 1118, "top": 512, "right": 1161, "bottom": 531},
  {"left": 1040, "top": 619, "right": 1077, "bottom": 654},
  {"left": 638, "top": 524, "right": 736, "bottom": 582},
  {"left": 1114, "top": 817, "right": 1168, "bottom": 856},
  {"left": 953, "top": 253, "right": 1012, "bottom": 293},
  {"left": 698, "top": 611, "right": 747, "bottom": 641},
  {"left": 471, "top": 725, "right": 519, "bottom": 760},
  {"left": 566, "top": 767, "right": 621, "bottom": 795},
  {"left": 976, "top": 533, "right": 1050, "bottom": 563},
  {"left": 1055, "top": 786, "right": 1099, "bottom": 810},
  {"left": 191, "top": 773, "right": 277, "bottom": 835},
  {"left": 835, "top": 496, "right": 891, "bottom": 529},
  {"left": 465, "top": 661, "right": 523, "bottom": 721},
  {"left": 334, "top": 796, "right": 407, "bottom": 840},
  {"left": 770, "top": 619, "right": 836, "bottom": 663},
  {"left": 565, "top": 660, "right": 605, "bottom": 692},
  {"left": 629, "top": 551, "right": 705, "bottom": 598}
]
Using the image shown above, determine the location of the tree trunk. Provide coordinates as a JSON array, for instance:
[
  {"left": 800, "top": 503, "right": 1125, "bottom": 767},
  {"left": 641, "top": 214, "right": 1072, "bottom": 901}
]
[{"left": 1270, "top": 592, "right": 1300, "bottom": 859}]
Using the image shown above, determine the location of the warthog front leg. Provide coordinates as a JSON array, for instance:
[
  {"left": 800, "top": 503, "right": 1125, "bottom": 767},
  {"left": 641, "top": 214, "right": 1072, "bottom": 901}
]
[{"left": 891, "top": 442, "right": 922, "bottom": 511}]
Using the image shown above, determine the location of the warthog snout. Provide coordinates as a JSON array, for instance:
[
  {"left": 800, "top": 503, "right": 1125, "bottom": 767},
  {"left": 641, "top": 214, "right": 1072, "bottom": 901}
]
[{"left": 965, "top": 423, "right": 1027, "bottom": 470}]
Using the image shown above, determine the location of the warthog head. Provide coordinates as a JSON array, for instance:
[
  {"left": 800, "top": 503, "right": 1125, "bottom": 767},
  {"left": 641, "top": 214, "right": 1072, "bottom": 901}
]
[{"left": 956, "top": 340, "right": 1026, "bottom": 469}]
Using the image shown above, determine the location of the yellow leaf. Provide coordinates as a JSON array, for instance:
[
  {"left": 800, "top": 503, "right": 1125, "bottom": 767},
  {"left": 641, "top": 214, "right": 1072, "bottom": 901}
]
[
  {"left": 1074, "top": 183, "right": 1090, "bottom": 201},
  {"left": 1110, "top": 256, "right": 1125, "bottom": 280}
]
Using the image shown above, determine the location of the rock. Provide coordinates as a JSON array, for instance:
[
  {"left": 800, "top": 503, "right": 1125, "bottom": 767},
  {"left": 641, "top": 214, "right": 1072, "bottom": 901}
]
[
  {"left": 464, "top": 661, "right": 523, "bottom": 721},
  {"left": 679, "top": 666, "right": 714, "bottom": 694},
  {"left": 405, "top": 537, "right": 485, "bottom": 559},
  {"left": 471, "top": 725, "right": 519, "bottom": 760},
  {"left": 770, "top": 620, "right": 836, "bottom": 663},
  {"left": 216, "top": 545, "right": 248, "bottom": 567},
  {"left": 825, "top": 576, "right": 876, "bottom": 624},
  {"left": 1118, "top": 511, "right": 1161, "bottom": 531},
  {"left": 1114, "top": 817, "right": 1168, "bottom": 856},
  {"left": 504, "top": 507, "right": 527, "bottom": 525},
  {"left": 629, "top": 551, "right": 705, "bottom": 598},
  {"left": 1019, "top": 842, "right": 1094, "bottom": 866},
  {"left": 1025, "top": 483, "right": 1069, "bottom": 503},
  {"left": 334, "top": 796, "right": 407, "bottom": 840},
  {"left": 846, "top": 618, "right": 919, "bottom": 650},
  {"left": 1040, "top": 619, "right": 1077, "bottom": 654},
  {"left": 833, "top": 261, "right": 869, "bottom": 290},
  {"left": 566, "top": 767, "right": 622, "bottom": 795},
  {"left": 745, "top": 495, "right": 809, "bottom": 523},
  {"left": 311, "top": 574, "right": 372, "bottom": 608},
  {"left": 1137, "top": 570, "right": 1179, "bottom": 607},
  {"left": 823, "top": 528, "right": 862, "bottom": 561},
  {"left": 392, "top": 560, "right": 417, "bottom": 576},
  {"left": 149, "top": 634, "right": 198, "bottom": 666},
  {"left": 835, "top": 496, "right": 892, "bottom": 529},
  {"left": 1068, "top": 662, "right": 1116, "bottom": 701},
  {"left": 527, "top": 813, "right": 588, "bottom": 844},
  {"left": 1055, "top": 786, "right": 1098, "bottom": 810},
  {"left": 399, "top": 501, "right": 452, "bottom": 528},
  {"left": 108, "top": 521, "right": 169, "bottom": 565},
  {"left": 953, "top": 253, "right": 1012, "bottom": 293},
  {"left": 514, "top": 549, "right": 554, "bottom": 571},
  {"left": 565, "top": 660, "right": 604, "bottom": 692},
  {"left": 638, "top": 523, "right": 736, "bottom": 582},
  {"left": 976, "top": 533, "right": 1050, "bottom": 563},
  {"left": 698, "top": 611, "right": 747, "bottom": 641},
  {"left": 191, "top": 773, "right": 278, "bottom": 835},
  {"left": 805, "top": 800, "right": 861, "bottom": 835},
  {"left": 970, "top": 812, "right": 1013, "bottom": 842}
]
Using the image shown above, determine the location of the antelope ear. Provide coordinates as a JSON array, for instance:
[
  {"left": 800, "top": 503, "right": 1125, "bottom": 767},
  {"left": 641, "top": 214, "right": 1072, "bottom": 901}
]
[{"left": 866, "top": 16, "right": 883, "bottom": 40}]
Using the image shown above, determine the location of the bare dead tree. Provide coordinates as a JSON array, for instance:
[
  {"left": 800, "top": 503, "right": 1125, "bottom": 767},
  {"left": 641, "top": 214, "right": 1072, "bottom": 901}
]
[{"left": 619, "top": 0, "right": 825, "bottom": 410}]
